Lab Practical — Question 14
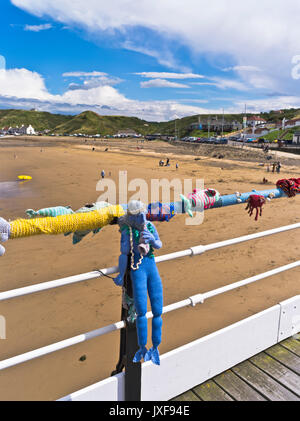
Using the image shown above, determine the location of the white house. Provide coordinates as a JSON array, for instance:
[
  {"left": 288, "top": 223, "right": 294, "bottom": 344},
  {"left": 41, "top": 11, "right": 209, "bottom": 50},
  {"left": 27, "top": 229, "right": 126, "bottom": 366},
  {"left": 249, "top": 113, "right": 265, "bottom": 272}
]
[
  {"left": 19, "top": 125, "right": 36, "bottom": 135},
  {"left": 292, "top": 132, "right": 300, "bottom": 144},
  {"left": 247, "top": 116, "right": 267, "bottom": 127},
  {"left": 285, "top": 118, "right": 300, "bottom": 129}
]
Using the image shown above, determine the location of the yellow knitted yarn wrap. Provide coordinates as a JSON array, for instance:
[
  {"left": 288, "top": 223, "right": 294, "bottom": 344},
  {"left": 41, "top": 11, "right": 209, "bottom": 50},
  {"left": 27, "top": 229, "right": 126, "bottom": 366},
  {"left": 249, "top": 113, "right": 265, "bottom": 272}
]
[{"left": 9, "top": 205, "right": 125, "bottom": 239}]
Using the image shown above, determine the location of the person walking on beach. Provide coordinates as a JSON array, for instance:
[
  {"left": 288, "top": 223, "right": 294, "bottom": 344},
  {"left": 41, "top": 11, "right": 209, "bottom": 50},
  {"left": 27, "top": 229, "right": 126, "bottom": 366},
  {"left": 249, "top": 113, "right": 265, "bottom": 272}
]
[
  {"left": 276, "top": 162, "right": 281, "bottom": 173},
  {"left": 272, "top": 162, "right": 276, "bottom": 173},
  {"left": 176, "top": 163, "right": 179, "bottom": 170},
  {"left": 101, "top": 169, "right": 105, "bottom": 179}
]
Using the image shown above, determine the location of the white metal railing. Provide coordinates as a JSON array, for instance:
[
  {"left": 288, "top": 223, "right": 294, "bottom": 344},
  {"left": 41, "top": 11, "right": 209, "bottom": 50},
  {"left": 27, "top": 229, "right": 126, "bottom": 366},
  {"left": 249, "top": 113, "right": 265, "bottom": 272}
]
[
  {"left": 1, "top": 222, "right": 299, "bottom": 302},
  {"left": 0, "top": 223, "right": 300, "bottom": 370},
  {"left": 0, "top": 223, "right": 299, "bottom": 372},
  {"left": 0, "top": 260, "right": 299, "bottom": 372}
]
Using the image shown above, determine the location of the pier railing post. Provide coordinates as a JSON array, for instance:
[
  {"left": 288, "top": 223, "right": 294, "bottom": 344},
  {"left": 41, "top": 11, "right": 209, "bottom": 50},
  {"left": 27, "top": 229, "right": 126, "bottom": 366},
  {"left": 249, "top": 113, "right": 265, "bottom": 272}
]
[
  {"left": 124, "top": 259, "right": 141, "bottom": 401},
  {"left": 111, "top": 256, "right": 141, "bottom": 400}
]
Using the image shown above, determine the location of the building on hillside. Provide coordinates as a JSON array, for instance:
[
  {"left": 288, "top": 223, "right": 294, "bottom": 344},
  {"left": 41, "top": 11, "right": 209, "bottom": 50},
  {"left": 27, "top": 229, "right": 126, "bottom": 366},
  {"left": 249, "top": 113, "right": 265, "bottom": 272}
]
[
  {"left": 3, "top": 124, "right": 36, "bottom": 135},
  {"left": 253, "top": 127, "right": 270, "bottom": 136},
  {"left": 246, "top": 116, "right": 267, "bottom": 127},
  {"left": 242, "top": 127, "right": 270, "bottom": 139},
  {"left": 292, "top": 132, "right": 300, "bottom": 144},
  {"left": 285, "top": 118, "right": 300, "bottom": 129},
  {"left": 19, "top": 125, "right": 36, "bottom": 135},
  {"left": 189, "top": 117, "right": 242, "bottom": 133},
  {"left": 115, "top": 129, "right": 139, "bottom": 138}
]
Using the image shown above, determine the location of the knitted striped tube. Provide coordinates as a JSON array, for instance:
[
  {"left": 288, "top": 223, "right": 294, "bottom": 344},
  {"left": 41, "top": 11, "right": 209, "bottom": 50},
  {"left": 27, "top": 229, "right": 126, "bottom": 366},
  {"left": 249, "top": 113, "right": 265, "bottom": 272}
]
[
  {"left": 10, "top": 205, "right": 125, "bottom": 239},
  {"left": 188, "top": 189, "right": 220, "bottom": 211}
]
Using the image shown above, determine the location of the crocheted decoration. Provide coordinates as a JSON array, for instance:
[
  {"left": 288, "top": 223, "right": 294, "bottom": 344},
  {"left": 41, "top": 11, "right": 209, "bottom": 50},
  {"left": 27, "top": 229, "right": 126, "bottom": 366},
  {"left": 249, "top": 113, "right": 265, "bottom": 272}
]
[
  {"left": 9, "top": 205, "right": 125, "bottom": 239},
  {"left": 180, "top": 189, "right": 220, "bottom": 217},
  {"left": 114, "top": 201, "right": 163, "bottom": 365},
  {"left": 65, "top": 202, "right": 111, "bottom": 244},
  {"left": 276, "top": 178, "right": 300, "bottom": 198},
  {"left": 146, "top": 202, "right": 176, "bottom": 222},
  {"left": 121, "top": 222, "right": 155, "bottom": 260},
  {"left": 26, "top": 206, "right": 74, "bottom": 218},
  {"left": 0, "top": 217, "right": 11, "bottom": 242},
  {"left": 122, "top": 291, "right": 137, "bottom": 324},
  {"left": 0, "top": 217, "right": 11, "bottom": 256},
  {"left": 188, "top": 188, "right": 220, "bottom": 210},
  {"left": 245, "top": 195, "right": 266, "bottom": 221}
]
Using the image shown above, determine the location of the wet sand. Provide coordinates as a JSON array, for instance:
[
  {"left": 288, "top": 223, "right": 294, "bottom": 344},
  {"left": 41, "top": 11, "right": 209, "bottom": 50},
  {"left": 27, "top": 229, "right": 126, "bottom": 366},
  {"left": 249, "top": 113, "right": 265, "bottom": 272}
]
[{"left": 0, "top": 138, "right": 299, "bottom": 400}]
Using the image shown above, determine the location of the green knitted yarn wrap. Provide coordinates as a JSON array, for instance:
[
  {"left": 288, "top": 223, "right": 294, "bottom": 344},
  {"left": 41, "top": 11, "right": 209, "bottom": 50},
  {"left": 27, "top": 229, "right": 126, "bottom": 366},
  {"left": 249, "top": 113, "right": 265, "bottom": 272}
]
[{"left": 121, "top": 222, "right": 155, "bottom": 258}]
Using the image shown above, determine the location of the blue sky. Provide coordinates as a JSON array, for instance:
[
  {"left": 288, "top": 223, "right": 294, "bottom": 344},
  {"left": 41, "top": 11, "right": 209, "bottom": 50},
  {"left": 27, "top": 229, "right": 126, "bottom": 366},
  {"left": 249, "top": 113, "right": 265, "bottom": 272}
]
[{"left": 1, "top": 0, "right": 300, "bottom": 121}]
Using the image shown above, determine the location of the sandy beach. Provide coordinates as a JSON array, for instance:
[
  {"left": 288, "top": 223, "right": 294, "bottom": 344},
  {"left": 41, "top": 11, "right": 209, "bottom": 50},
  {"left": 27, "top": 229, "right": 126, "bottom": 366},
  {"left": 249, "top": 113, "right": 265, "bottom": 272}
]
[{"left": 0, "top": 136, "right": 299, "bottom": 400}]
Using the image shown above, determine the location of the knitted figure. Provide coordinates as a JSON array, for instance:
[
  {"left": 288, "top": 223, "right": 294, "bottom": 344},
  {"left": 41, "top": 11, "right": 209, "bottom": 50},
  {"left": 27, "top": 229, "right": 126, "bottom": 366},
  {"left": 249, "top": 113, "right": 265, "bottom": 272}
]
[
  {"left": 114, "top": 201, "right": 163, "bottom": 365},
  {"left": 26, "top": 206, "right": 73, "bottom": 218},
  {"left": 276, "top": 178, "right": 300, "bottom": 198},
  {"left": 245, "top": 195, "right": 266, "bottom": 221}
]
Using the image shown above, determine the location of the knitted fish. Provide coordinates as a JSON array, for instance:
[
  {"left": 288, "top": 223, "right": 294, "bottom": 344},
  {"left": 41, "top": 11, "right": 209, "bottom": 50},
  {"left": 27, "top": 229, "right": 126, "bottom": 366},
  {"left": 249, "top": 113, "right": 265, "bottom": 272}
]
[
  {"left": 26, "top": 206, "right": 74, "bottom": 218},
  {"left": 188, "top": 188, "right": 220, "bottom": 210},
  {"left": 64, "top": 201, "right": 112, "bottom": 244}
]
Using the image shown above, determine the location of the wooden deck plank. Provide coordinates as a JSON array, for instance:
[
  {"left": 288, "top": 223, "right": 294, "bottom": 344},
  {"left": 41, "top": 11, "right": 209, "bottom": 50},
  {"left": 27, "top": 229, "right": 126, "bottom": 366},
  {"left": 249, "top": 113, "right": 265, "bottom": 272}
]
[
  {"left": 250, "top": 353, "right": 300, "bottom": 396},
  {"left": 214, "top": 369, "right": 266, "bottom": 401},
  {"left": 265, "top": 344, "right": 300, "bottom": 375},
  {"left": 232, "top": 360, "right": 300, "bottom": 401},
  {"left": 281, "top": 338, "right": 300, "bottom": 357},
  {"left": 192, "top": 380, "right": 234, "bottom": 401},
  {"left": 172, "top": 390, "right": 201, "bottom": 401}
]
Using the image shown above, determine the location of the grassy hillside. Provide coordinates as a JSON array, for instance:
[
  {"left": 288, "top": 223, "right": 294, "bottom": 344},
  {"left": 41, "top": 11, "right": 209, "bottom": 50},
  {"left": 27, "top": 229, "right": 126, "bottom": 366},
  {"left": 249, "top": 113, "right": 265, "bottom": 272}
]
[
  {"left": 260, "top": 108, "right": 300, "bottom": 122},
  {"left": 53, "top": 111, "right": 161, "bottom": 135},
  {"left": 0, "top": 109, "right": 72, "bottom": 131},
  {"left": 2, "top": 108, "right": 300, "bottom": 137},
  {"left": 264, "top": 126, "right": 299, "bottom": 141}
]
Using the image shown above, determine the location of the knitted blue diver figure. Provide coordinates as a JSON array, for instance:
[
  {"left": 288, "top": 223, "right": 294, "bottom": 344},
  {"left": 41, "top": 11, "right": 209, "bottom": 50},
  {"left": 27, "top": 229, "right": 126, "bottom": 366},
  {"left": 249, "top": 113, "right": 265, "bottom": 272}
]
[{"left": 114, "top": 201, "right": 163, "bottom": 365}]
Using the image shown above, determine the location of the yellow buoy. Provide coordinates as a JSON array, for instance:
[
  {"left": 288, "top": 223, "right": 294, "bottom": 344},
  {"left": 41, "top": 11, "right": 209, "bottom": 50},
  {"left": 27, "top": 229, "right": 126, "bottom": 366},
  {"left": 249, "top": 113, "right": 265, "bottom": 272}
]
[{"left": 18, "top": 175, "right": 32, "bottom": 180}]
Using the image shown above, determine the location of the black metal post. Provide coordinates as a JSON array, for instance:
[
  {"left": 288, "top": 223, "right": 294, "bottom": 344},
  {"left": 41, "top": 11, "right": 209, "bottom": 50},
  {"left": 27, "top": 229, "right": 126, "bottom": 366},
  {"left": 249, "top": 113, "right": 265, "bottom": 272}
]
[
  {"left": 111, "top": 256, "right": 142, "bottom": 401},
  {"left": 124, "top": 261, "right": 141, "bottom": 401}
]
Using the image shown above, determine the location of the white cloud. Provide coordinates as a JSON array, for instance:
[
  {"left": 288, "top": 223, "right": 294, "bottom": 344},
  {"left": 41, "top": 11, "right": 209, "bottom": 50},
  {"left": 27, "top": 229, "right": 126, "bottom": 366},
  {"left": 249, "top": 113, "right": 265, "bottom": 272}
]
[
  {"left": 63, "top": 71, "right": 107, "bottom": 78},
  {"left": 24, "top": 23, "right": 52, "bottom": 32},
  {"left": 0, "top": 67, "right": 214, "bottom": 120},
  {"left": 11, "top": 0, "right": 300, "bottom": 96},
  {"left": 63, "top": 70, "right": 123, "bottom": 89},
  {"left": 2, "top": 66, "right": 300, "bottom": 121},
  {"left": 140, "top": 79, "right": 190, "bottom": 89},
  {"left": 193, "top": 78, "right": 248, "bottom": 91},
  {"left": 223, "top": 65, "right": 262, "bottom": 72},
  {"left": 122, "top": 41, "right": 189, "bottom": 72},
  {"left": 136, "top": 72, "right": 204, "bottom": 79},
  {"left": 0, "top": 68, "right": 53, "bottom": 100},
  {"left": 234, "top": 96, "right": 300, "bottom": 113}
]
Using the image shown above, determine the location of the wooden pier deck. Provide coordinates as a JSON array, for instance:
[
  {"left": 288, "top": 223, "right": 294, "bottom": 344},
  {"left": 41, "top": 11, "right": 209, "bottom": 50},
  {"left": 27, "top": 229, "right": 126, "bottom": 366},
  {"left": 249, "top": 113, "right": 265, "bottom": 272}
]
[{"left": 173, "top": 336, "right": 300, "bottom": 401}]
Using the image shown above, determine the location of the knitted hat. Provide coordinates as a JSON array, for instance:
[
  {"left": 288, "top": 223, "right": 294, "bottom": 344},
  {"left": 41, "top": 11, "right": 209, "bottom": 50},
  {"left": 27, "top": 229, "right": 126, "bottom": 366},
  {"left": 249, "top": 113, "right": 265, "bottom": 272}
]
[{"left": 127, "top": 200, "right": 146, "bottom": 215}]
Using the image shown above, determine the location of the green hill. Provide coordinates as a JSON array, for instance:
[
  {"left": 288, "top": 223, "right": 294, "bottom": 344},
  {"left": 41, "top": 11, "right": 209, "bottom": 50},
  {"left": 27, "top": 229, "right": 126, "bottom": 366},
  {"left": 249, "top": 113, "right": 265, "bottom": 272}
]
[
  {"left": 0, "top": 109, "right": 72, "bottom": 131},
  {"left": 53, "top": 111, "right": 161, "bottom": 136},
  {"left": 1, "top": 107, "right": 300, "bottom": 138}
]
